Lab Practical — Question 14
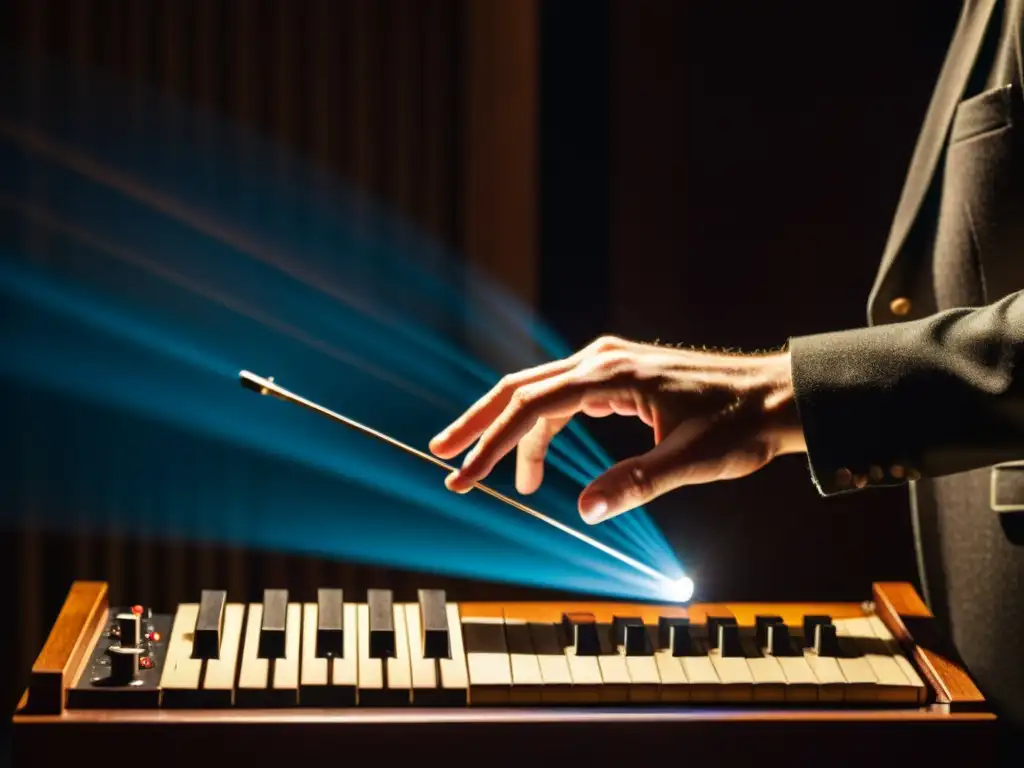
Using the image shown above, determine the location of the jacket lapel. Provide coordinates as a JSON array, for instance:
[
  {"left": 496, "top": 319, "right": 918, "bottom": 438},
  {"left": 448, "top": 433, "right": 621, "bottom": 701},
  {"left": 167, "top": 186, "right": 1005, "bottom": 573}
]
[{"left": 873, "top": 0, "right": 999, "bottom": 293}]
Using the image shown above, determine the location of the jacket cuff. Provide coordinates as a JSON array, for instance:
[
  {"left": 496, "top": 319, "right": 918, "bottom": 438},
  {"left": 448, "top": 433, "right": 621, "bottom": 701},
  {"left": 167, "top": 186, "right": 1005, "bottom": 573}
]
[{"left": 788, "top": 329, "right": 918, "bottom": 496}]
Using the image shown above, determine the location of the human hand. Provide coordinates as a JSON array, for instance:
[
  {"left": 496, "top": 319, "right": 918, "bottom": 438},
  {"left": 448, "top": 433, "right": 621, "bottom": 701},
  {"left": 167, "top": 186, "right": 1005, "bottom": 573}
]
[{"left": 428, "top": 336, "right": 806, "bottom": 524}]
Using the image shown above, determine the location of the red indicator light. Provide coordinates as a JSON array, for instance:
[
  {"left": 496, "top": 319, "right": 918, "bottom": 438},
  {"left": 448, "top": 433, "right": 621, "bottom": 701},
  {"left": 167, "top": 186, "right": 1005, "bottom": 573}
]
[
  {"left": 131, "top": 605, "right": 144, "bottom": 615},
  {"left": 147, "top": 631, "right": 162, "bottom": 642},
  {"left": 139, "top": 656, "right": 154, "bottom": 669}
]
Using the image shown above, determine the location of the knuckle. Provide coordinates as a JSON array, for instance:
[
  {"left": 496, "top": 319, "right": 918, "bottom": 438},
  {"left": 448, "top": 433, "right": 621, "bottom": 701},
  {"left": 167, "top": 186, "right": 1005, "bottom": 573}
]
[
  {"left": 509, "top": 386, "right": 536, "bottom": 411},
  {"left": 495, "top": 373, "right": 516, "bottom": 394},
  {"left": 587, "top": 350, "right": 633, "bottom": 377},
  {"left": 624, "top": 462, "right": 655, "bottom": 500},
  {"left": 588, "top": 335, "right": 624, "bottom": 354}
]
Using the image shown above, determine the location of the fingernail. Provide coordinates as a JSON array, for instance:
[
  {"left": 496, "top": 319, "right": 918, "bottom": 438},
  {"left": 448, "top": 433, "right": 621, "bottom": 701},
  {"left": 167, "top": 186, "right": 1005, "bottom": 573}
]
[{"left": 580, "top": 496, "right": 608, "bottom": 524}]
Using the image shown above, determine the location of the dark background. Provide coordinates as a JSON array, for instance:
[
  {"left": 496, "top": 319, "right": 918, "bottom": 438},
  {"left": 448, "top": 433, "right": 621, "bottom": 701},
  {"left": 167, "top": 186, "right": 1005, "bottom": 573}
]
[{"left": 1, "top": 0, "right": 962, "bottom": 746}]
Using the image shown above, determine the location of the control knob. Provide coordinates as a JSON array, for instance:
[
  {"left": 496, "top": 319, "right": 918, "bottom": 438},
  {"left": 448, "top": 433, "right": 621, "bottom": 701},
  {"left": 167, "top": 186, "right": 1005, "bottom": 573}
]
[
  {"left": 109, "top": 612, "right": 145, "bottom": 685},
  {"left": 108, "top": 645, "right": 144, "bottom": 684},
  {"left": 117, "top": 613, "right": 141, "bottom": 648}
]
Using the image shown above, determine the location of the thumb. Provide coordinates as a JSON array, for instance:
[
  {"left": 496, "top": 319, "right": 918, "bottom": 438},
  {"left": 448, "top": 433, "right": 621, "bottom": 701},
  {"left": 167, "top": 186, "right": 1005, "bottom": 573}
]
[{"left": 578, "top": 427, "right": 704, "bottom": 524}]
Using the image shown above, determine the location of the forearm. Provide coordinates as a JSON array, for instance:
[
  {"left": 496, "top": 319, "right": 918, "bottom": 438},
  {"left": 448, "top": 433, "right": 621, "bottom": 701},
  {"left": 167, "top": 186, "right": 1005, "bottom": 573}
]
[{"left": 789, "top": 289, "right": 1024, "bottom": 494}]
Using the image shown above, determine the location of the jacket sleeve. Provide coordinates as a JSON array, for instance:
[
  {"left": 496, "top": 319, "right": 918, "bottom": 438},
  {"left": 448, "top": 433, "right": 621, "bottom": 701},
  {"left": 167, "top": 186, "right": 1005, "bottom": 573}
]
[{"left": 788, "top": 290, "right": 1024, "bottom": 495}]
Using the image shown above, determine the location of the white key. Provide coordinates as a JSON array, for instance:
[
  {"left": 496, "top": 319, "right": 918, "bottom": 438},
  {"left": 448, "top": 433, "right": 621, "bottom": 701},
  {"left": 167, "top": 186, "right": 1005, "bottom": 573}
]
[
  {"left": 386, "top": 603, "right": 412, "bottom": 704},
  {"left": 300, "top": 603, "right": 327, "bottom": 684},
  {"left": 804, "top": 645, "right": 846, "bottom": 702},
  {"left": 274, "top": 603, "right": 301, "bottom": 693},
  {"left": 159, "top": 604, "right": 203, "bottom": 694},
  {"left": 159, "top": 602, "right": 244, "bottom": 707},
  {"left": 438, "top": 604, "right": 468, "bottom": 704},
  {"left": 237, "top": 602, "right": 300, "bottom": 705},
  {"left": 595, "top": 625, "right": 631, "bottom": 703},
  {"left": 563, "top": 623, "right": 603, "bottom": 701},
  {"left": 334, "top": 603, "right": 359, "bottom": 692},
  {"left": 653, "top": 645, "right": 691, "bottom": 702},
  {"left": 740, "top": 633, "right": 787, "bottom": 703},
  {"left": 236, "top": 604, "right": 267, "bottom": 696},
  {"left": 300, "top": 602, "right": 356, "bottom": 705},
  {"left": 620, "top": 627, "right": 661, "bottom": 703},
  {"left": 527, "top": 622, "right": 575, "bottom": 702},
  {"left": 839, "top": 617, "right": 913, "bottom": 702},
  {"left": 680, "top": 649, "right": 720, "bottom": 702},
  {"left": 503, "top": 617, "right": 543, "bottom": 703},
  {"left": 202, "top": 603, "right": 245, "bottom": 700},
  {"left": 356, "top": 603, "right": 384, "bottom": 703},
  {"left": 702, "top": 630, "right": 753, "bottom": 702},
  {"left": 867, "top": 614, "right": 927, "bottom": 704},
  {"left": 403, "top": 603, "right": 439, "bottom": 703},
  {"left": 462, "top": 616, "right": 512, "bottom": 704},
  {"left": 832, "top": 618, "right": 879, "bottom": 702},
  {"left": 758, "top": 619, "right": 819, "bottom": 702}
]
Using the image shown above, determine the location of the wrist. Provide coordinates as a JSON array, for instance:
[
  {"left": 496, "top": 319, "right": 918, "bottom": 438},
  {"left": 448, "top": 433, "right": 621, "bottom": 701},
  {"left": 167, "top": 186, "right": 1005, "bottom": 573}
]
[{"left": 759, "top": 350, "right": 807, "bottom": 455}]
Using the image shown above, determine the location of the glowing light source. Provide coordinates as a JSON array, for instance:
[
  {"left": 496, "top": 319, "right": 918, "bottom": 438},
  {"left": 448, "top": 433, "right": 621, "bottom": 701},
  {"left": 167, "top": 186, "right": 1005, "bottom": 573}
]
[{"left": 661, "top": 576, "right": 695, "bottom": 604}]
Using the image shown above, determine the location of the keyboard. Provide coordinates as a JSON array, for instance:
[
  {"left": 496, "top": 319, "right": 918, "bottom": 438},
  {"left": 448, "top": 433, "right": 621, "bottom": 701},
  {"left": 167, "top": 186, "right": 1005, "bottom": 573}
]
[{"left": 12, "top": 580, "right": 997, "bottom": 765}]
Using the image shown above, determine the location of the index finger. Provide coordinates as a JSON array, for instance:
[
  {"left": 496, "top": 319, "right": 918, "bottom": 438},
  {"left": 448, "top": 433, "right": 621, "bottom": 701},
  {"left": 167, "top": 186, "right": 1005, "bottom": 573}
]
[{"left": 428, "top": 356, "right": 578, "bottom": 458}]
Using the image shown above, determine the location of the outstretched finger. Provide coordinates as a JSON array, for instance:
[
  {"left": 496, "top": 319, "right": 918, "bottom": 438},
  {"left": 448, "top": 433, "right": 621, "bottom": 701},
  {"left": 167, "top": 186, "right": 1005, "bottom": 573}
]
[
  {"left": 428, "top": 357, "right": 577, "bottom": 459},
  {"left": 515, "top": 415, "right": 572, "bottom": 494}
]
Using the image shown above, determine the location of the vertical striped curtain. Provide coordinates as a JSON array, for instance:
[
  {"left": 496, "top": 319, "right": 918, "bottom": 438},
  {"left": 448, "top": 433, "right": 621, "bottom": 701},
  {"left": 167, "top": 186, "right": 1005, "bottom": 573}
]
[{"left": 4, "top": 0, "right": 539, "bottom": 709}]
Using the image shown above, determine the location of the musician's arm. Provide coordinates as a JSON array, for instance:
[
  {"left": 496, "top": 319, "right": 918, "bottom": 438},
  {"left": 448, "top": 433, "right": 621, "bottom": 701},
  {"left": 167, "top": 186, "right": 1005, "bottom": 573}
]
[{"left": 788, "top": 289, "right": 1024, "bottom": 494}]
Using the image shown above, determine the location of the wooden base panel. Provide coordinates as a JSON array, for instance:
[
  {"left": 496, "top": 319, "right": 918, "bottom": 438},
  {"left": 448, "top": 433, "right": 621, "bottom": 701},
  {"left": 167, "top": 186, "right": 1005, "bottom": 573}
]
[{"left": 12, "top": 708, "right": 998, "bottom": 766}]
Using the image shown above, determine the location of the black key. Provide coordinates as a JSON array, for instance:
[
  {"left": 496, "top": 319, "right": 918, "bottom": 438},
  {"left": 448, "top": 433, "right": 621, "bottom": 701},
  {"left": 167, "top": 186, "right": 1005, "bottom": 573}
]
[
  {"left": 706, "top": 616, "right": 737, "bottom": 645},
  {"left": 316, "top": 588, "right": 344, "bottom": 658},
  {"left": 755, "top": 615, "right": 785, "bottom": 649},
  {"left": 528, "top": 622, "right": 564, "bottom": 656},
  {"left": 561, "top": 612, "right": 599, "bottom": 656},
  {"left": 368, "top": 589, "right": 396, "bottom": 659},
  {"left": 766, "top": 622, "right": 794, "bottom": 656},
  {"left": 418, "top": 589, "right": 450, "bottom": 659},
  {"left": 716, "top": 623, "right": 744, "bottom": 657},
  {"left": 504, "top": 621, "right": 534, "bottom": 657},
  {"left": 462, "top": 620, "right": 508, "bottom": 656},
  {"left": 596, "top": 623, "right": 618, "bottom": 656},
  {"left": 611, "top": 616, "right": 643, "bottom": 645},
  {"left": 624, "top": 623, "right": 652, "bottom": 656},
  {"left": 657, "top": 616, "right": 690, "bottom": 652},
  {"left": 803, "top": 615, "right": 831, "bottom": 648},
  {"left": 258, "top": 589, "right": 288, "bottom": 659},
  {"left": 814, "top": 623, "right": 840, "bottom": 657},
  {"left": 193, "top": 590, "right": 226, "bottom": 659}
]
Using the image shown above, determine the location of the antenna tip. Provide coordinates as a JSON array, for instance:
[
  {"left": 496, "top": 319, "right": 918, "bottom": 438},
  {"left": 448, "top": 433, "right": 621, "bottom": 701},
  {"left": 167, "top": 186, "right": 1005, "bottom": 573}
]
[{"left": 239, "top": 370, "right": 273, "bottom": 396}]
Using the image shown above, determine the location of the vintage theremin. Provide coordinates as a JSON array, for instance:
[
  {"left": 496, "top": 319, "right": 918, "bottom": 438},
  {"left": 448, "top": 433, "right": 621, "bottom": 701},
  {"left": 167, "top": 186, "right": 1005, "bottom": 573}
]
[{"left": 12, "top": 579, "right": 996, "bottom": 765}]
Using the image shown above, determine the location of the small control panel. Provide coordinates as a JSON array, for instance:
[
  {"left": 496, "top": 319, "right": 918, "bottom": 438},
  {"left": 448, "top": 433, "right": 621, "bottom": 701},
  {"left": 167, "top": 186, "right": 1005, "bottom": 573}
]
[{"left": 68, "top": 605, "right": 172, "bottom": 709}]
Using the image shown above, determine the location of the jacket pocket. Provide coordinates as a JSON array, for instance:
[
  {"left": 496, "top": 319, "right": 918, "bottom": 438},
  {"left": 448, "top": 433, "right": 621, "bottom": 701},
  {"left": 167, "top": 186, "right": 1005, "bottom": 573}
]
[
  {"left": 937, "top": 82, "right": 1024, "bottom": 306},
  {"left": 949, "top": 83, "right": 1014, "bottom": 145}
]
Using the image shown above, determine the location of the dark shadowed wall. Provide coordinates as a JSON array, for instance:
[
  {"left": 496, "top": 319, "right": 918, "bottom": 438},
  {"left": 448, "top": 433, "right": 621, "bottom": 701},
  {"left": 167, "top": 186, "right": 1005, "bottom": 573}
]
[{"left": 540, "top": 0, "right": 961, "bottom": 600}]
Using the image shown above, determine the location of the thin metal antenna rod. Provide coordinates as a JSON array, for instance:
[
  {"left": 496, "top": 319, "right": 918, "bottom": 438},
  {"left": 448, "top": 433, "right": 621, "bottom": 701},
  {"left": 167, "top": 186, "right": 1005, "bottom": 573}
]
[{"left": 238, "top": 369, "right": 676, "bottom": 587}]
